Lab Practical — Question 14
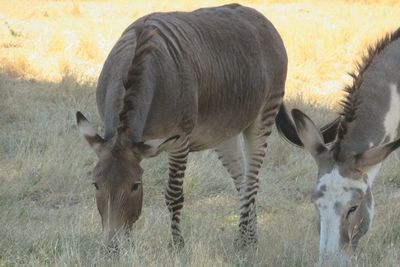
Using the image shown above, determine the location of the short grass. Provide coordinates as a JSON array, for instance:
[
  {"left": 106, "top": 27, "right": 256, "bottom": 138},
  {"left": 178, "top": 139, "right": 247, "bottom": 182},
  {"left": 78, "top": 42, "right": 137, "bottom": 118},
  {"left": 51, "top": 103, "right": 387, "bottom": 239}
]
[{"left": 1, "top": 1, "right": 400, "bottom": 266}]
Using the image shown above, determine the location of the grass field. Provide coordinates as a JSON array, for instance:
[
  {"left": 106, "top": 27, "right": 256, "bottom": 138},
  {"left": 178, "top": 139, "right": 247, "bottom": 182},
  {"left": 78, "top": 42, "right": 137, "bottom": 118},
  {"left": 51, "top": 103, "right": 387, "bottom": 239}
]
[{"left": 1, "top": 0, "right": 400, "bottom": 266}]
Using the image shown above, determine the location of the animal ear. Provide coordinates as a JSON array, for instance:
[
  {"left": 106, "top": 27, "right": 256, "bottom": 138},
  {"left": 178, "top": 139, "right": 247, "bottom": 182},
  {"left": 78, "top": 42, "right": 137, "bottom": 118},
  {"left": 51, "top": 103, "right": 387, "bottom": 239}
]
[
  {"left": 291, "top": 109, "right": 328, "bottom": 159},
  {"left": 76, "top": 112, "right": 106, "bottom": 156},
  {"left": 133, "top": 135, "right": 180, "bottom": 158},
  {"left": 354, "top": 138, "right": 400, "bottom": 170}
]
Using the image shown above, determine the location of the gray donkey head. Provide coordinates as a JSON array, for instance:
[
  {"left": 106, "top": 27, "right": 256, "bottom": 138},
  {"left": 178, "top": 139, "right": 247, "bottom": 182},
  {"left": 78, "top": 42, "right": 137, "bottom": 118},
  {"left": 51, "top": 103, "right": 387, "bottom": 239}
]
[{"left": 291, "top": 109, "right": 400, "bottom": 263}]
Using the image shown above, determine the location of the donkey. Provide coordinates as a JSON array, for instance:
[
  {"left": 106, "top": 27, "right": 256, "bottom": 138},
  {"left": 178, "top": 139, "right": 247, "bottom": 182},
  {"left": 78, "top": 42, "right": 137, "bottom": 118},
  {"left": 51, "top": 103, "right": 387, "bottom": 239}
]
[
  {"left": 277, "top": 28, "right": 400, "bottom": 263},
  {"left": 76, "top": 4, "right": 339, "bottom": 250},
  {"left": 76, "top": 4, "right": 289, "bottom": 250}
]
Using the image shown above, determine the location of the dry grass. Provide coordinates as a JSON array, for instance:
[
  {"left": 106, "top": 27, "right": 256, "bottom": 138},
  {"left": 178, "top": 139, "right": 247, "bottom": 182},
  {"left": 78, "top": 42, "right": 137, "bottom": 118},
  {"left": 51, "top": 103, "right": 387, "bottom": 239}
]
[{"left": 1, "top": 0, "right": 400, "bottom": 266}]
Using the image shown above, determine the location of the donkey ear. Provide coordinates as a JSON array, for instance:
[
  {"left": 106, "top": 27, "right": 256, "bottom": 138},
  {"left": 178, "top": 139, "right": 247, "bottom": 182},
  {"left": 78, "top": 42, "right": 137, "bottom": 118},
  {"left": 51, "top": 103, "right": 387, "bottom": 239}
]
[
  {"left": 76, "top": 112, "right": 106, "bottom": 156},
  {"left": 354, "top": 138, "right": 400, "bottom": 170},
  {"left": 291, "top": 109, "right": 328, "bottom": 159},
  {"left": 133, "top": 135, "right": 180, "bottom": 158}
]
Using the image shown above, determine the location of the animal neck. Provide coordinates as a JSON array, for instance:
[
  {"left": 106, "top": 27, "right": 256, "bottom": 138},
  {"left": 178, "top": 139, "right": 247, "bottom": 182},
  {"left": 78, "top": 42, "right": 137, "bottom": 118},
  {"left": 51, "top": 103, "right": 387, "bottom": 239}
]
[
  {"left": 337, "top": 29, "right": 400, "bottom": 157},
  {"left": 337, "top": 81, "right": 400, "bottom": 159},
  {"left": 336, "top": 122, "right": 375, "bottom": 160},
  {"left": 117, "top": 26, "right": 158, "bottom": 142},
  {"left": 119, "top": 76, "right": 156, "bottom": 142}
]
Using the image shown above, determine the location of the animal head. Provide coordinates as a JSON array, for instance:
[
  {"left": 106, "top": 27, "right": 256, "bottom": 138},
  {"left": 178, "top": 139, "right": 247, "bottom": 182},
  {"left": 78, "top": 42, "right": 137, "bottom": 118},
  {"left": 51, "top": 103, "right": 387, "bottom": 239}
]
[
  {"left": 291, "top": 109, "right": 400, "bottom": 263},
  {"left": 76, "top": 112, "right": 177, "bottom": 250}
]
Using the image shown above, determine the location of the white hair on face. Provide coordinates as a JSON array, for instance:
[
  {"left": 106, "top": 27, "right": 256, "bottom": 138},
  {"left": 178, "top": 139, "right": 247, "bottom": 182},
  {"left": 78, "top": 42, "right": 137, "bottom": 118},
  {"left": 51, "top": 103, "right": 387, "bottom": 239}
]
[
  {"left": 315, "top": 168, "right": 368, "bottom": 260},
  {"left": 319, "top": 205, "right": 341, "bottom": 255}
]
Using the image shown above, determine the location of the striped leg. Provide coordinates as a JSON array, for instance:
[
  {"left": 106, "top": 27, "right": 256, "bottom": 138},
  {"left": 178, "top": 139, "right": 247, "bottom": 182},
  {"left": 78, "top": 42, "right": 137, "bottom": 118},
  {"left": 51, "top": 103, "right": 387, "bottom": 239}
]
[
  {"left": 238, "top": 100, "right": 282, "bottom": 247},
  {"left": 165, "top": 136, "right": 189, "bottom": 249},
  {"left": 215, "top": 135, "right": 245, "bottom": 193}
]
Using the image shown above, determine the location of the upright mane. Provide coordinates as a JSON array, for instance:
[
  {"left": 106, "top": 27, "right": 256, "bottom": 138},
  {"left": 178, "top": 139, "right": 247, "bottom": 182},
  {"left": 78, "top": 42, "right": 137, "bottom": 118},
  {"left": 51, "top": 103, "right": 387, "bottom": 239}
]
[
  {"left": 117, "top": 24, "right": 158, "bottom": 140},
  {"left": 337, "top": 27, "right": 400, "bottom": 141}
]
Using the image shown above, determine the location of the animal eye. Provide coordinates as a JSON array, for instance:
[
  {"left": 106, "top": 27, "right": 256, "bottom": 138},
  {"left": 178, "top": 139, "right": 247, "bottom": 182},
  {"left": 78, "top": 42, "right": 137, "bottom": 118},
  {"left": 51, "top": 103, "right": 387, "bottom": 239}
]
[
  {"left": 92, "top": 182, "right": 99, "bottom": 190},
  {"left": 347, "top": 206, "right": 358, "bottom": 219},
  {"left": 131, "top": 182, "right": 141, "bottom": 192}
]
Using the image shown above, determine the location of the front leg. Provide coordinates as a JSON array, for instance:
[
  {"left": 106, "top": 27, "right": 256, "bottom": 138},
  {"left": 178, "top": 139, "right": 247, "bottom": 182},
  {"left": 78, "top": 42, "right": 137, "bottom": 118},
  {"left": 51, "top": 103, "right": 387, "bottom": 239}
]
[{"left": 165, "top": 136, "right": 189, "bottom": 249}]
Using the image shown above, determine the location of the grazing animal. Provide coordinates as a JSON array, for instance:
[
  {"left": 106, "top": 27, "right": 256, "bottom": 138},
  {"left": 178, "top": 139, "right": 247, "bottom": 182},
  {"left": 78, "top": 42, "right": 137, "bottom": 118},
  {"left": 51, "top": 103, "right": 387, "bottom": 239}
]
[
  {"left": 277, "top": 28, "right": 400, "bottom": 263},
  {"left": 76, "top": 4, "right": 290, "bottom": 250}
]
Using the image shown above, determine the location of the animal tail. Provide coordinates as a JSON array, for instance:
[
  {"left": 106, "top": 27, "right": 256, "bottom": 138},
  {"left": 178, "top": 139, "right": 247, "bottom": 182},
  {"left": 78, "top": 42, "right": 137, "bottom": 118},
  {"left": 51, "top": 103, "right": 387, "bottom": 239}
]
[{"left": 275, "top": 104, "right": 340, "bottom": 147}]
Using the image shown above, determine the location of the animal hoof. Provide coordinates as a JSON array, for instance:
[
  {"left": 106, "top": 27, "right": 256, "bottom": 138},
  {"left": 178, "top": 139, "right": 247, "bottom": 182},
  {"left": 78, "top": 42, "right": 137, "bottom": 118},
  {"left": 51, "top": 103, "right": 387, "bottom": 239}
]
[
  {"left": 168, "top": 236, "right": 185, "bottom": 250},
  {"left": 234, "top": 235, "right": 257, "bottom": 250}
]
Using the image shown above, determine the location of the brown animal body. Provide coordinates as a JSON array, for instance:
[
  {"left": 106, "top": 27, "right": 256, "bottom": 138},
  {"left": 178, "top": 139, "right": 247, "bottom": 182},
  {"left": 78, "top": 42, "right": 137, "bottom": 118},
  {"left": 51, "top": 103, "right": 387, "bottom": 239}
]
[{"left": 77, "top": 4, "right": 289, "bottom": 250}]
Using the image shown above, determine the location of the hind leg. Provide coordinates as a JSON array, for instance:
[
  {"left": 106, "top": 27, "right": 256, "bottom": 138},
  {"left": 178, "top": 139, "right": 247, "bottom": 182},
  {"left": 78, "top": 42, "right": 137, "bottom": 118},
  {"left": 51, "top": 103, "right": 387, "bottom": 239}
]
[
  {"left": 215, "top": 136, "right": 247, "bottom": 246},
  {"left": 238, "top": 100, "right": 282, "bottom": 247},
  {"left": 215, "top": 135, "right": 245, "bottom": 193}
]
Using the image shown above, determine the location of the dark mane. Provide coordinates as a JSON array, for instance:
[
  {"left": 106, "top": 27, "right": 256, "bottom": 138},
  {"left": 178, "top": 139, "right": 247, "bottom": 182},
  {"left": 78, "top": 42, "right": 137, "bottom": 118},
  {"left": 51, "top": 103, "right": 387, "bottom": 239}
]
[
  {"left": 117, "top": 25, "right": 158, "bottom": 140},
  {"left": 337, "top": 27, "right": 400, "bottom": 141}
]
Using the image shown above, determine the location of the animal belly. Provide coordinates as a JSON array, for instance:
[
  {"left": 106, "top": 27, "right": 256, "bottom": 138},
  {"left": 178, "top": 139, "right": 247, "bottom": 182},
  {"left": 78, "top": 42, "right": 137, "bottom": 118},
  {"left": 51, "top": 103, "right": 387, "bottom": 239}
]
[{"left": 188, "top": 117, "right": 253, "bottom": 151}]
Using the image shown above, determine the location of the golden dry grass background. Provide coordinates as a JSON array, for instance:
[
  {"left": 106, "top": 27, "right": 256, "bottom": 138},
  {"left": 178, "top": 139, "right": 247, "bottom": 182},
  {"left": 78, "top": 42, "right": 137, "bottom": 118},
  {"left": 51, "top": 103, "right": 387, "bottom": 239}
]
[{"left": 1, "top": 0, "right": 400, "bottom": 266}]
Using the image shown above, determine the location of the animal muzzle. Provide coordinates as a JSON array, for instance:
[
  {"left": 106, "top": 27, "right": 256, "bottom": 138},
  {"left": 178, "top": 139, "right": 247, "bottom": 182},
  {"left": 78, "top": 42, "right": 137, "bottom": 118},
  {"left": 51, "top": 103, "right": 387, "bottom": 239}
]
[
  {"left": 105, "top": 225, "right": 131, "bottom": 254},
  {"left": 319, "top": 219, "right": 351, "bottom": 265},
  {"left": 319, "top": 235, "right": 351, "bottom": 266},
  {"left": 105, "top": 228, "right": 121, "bottom": 255}
]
